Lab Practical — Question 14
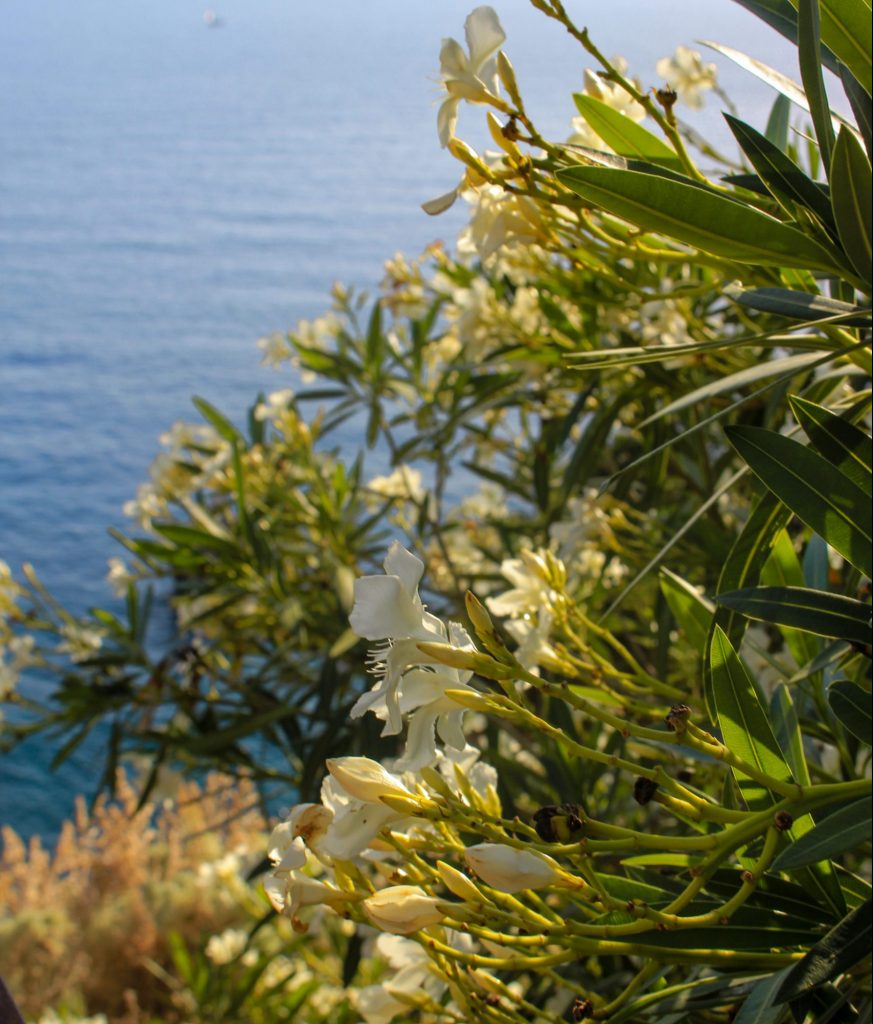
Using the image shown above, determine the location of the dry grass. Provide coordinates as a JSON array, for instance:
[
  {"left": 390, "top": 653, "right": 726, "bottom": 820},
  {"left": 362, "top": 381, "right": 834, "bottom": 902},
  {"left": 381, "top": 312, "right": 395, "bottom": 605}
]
[{"left": 0, "top": 771, "right": 268, "bottom": 1022}]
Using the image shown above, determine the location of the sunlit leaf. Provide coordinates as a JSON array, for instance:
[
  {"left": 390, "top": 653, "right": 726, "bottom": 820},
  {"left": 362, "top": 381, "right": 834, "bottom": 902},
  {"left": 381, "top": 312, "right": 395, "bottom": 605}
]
[
  {"left": 556, "top": 167, "right": 841, "bottom": 270},
  {"left": 710, "top": 626, "right": 795, "bottom": 809},
  {"left": 572, "top": 94, "right": 682, "bottom": 167}
]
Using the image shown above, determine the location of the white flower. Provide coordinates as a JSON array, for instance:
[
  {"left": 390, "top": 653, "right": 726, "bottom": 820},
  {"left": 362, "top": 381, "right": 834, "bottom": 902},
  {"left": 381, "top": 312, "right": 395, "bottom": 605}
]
[
  {"left": 355, "top": 934, "right": 441, "bottom": 1024},
  {"left": 263, "top": 833, "right": 351, "bottom": 919},
  {"left": 655, "top": 46, "right": 717, "bottom": 109},
  {"left": 485, "top": 549, "right": 555, "bottom": 618},
  {"left": 363, "top": 885, "right": 446, "bottom": 934},
  {"left": 317, "top": 773, "right": 409, "bottom": 861},
  {"left": 257, "top": 331, "right": 293, "bottom": 367},
  {"left": 464, "top": 842, "right": 562, "bottom": 893},
  {"left": 349, "top": 543, "right": 478, "bottom": 769},
  {"left": 254, "top": 388, "right": 295, "bottom": 424},
  {"left": 366, "top": 465, "right": 425, "bottom": 504},
  {"left": 106, "top": 557, "right": 135, "bottom": 597},
  {"left": 205, "top": 927, "right": 248, "bottom": 965},
  {"left": 437, "top": 6, "right": 506, "bottom": 147},
  {"left": 57, "top": 621, "right": 105, "bottom": 662}
]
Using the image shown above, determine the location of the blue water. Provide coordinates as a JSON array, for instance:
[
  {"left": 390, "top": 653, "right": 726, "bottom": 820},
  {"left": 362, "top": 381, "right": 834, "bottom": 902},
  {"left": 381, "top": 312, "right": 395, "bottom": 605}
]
[{"left": 0, "top": 0, "right": 828, "bottom": 840}]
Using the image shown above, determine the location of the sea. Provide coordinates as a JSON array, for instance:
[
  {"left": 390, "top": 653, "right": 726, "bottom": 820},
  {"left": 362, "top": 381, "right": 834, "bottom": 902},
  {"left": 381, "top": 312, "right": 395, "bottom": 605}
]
[{"left": 0, "top": 0, "right": 828, "bottom": 842}]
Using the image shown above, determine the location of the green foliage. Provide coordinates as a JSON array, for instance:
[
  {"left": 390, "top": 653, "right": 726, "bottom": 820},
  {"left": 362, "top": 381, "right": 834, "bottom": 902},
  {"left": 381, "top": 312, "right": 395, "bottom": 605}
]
[{"left": 0, "top": 0, "right": 870, "bottom": 1021}]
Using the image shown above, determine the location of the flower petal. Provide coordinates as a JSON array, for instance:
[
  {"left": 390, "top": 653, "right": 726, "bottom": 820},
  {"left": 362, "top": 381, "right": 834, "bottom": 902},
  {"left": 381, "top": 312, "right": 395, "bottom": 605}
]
[
  {"left": 464, "top": 6, "right": 506, "bottom": 71},
  {"left": 383, "top": 540, "right": 425, "bottom": 596},
  {"left": 349, "top": 575, "right": 421, "bottom": 639},
  {"left": 422, "top": 185, "right": 460, "bottom": 216},
  {"left": 437, "top": 97, "right": 459, "bottom": 149}
]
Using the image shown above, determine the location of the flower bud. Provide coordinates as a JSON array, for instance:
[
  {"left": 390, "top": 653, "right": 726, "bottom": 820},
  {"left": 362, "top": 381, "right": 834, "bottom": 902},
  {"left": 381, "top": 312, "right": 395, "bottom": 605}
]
[
  {"left": 363, "top": 885, "right": 446, "bottom": 935},
  {"left": 444, "top": 688, "right": 496, "bottom": 711},
  {"left": 464, "top": 842, "right": 562, "bottom": 893},
  {"left": 417, "top": 642, "right": 516, "bottom": 679},
  {"left": 497, "top": 51, "right": 523, "bottom": 109},
  {"left": 378, "top": 792, "right": 436, "bottom": 816},
  {"left": 437, "top": 860, "right": 486, "bottom": 902},
  {"left": 326, "top": 757, "right": 413, "bottom": 804},
  {"left": 447, "top": 138, "right": 494, "bottom": 180}
]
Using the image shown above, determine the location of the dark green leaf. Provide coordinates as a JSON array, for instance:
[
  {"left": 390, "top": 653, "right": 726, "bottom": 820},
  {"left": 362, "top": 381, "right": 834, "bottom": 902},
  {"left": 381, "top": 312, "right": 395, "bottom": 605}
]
[
  {"left": 726, "top": 426, "right": 873, "bottom": 578},
  {"left": 840, "top": 63, "right": 872, "bottom": 160},
  {"left": 790, "top": 395, "right": 873, "bottom": 495},
  {"left": 772, "top": 797, "right": 872, "bottom": 870},
  {"left": 830, "top": 126, "right": 873, "bottom": 286},
  {"left": 716, "top": 585, "right": 872, "bottom": 644},
  {"left": 556, "top": 166, "right": 841, "bottom": 270},
  {"left": 772, "top": 684, "right": 811, "bottom": 784},
  {"left": 634, "top": 925, "right": 817, "bottom": 951},
  {"left": 730, "top": 0, "right": 841, "bottom": 74},
  {"left": 798, "top": 0, "right": 835, "bottom": 171},
  {"left": 732, "top": 286, "right": 867, "bottom": 325},
  {"left": 828, "top": 680, "right": 873, "bottom": 744},
  {"left": 733, "top": 967, "right": 794, "bottom": 1024},
  {"left": 775, "top": 899, "right": 873, "bottom": 1002},
  {"left": 725, "top": 113, "right": 835, "bottom": 228},
  {"left": 799, "top": 0, "right": 873, "bottom": 97}
]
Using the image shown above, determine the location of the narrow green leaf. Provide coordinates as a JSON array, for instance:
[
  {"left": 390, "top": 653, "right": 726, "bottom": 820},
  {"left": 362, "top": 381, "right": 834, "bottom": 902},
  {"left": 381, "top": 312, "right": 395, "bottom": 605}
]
[
  {"left": 192, "top": 396, "right": 243, "bottom": 444},
  {"left": 660, "top": 568, "right": 716, "bottom": 651},
  {"left": 726, "top": 425, "right": 873, "bottom": 578},
  {"left": 641, "top": 352, "right": 822, "bottom": 427},
  {"left": 830, "top": 126, "right": 873, "bottom": 286},
  {"left": 702, "top": 40, "right": 853, "bottom": 133},
  {"left": 766, "top": 92, "right": 793, "bottom": 151},
  {"left": 572, "top": 94, "right": 681, "bottom": 166},
  {"left": 730, "top": 0, "right": 841, "bottom": 74},
  {"left": 556, "top": 166, "right": 841, "bottom": 270},
  {"left": 773, "top": 797, "right": 872, "bottom": 870},
  {"left": 762, "top": 529, "right": 821, "bottom": 666},
  {"left": 790, "top": 395, "right": 873, "bottom": 495},
  {"left": 634, "top": 925, "right": 818, "bottom": 951},
  {"left": 725, "top": 113, "right": 835, "bottom": 228},
  {"left": 710, "top": 627, "right": 795, "bottom": 810},
  {"left": 733, "top": 967, "right": 794, "bottom": 1024},
  {"left": 772, "top": 684, "right": 811, "bottom": 784},
  {"left": 798, "top": 0, "right": 835, "bottom": 171},
  {"left": 828, "top": 680, "right": 873, "bottom": 744},
  {"left": 734, "top": 287, "right": 871, "bottom": 325},
  {"left": 839, "top": 63, "right": 872, "bottom": 161},
  {"left": 716, "top": 585, "right": 872, "bottom": 644},
  {"left": 788, "top": 0, "right": 873, "bottom": 97},
  {"left": 775, "top": 899, "right": 873, "bottom": 1002}
]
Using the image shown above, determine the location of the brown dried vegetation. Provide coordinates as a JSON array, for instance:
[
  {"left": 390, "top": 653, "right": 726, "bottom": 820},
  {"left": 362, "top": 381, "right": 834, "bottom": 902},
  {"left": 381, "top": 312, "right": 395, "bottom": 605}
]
[{"left": 0, "top": 771, "right": 267, "bottom": 1022}]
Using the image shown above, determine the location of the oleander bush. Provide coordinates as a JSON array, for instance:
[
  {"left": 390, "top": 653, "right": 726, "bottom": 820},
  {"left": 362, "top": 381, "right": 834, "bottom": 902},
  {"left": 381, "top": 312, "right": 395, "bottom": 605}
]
[{"left": 1, "top": 0, "right": 871, "bottom": 1021}]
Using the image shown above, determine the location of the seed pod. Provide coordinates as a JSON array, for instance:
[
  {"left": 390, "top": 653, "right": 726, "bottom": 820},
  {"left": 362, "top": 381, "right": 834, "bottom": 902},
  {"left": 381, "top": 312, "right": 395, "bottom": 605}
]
[
  {"left": 633, "top": 777, "right": 659, "bottom": 805},
  {"left": 774, "top": 811, "right": 793, "bottom": 832},
  {"left": 665, "top": 703, "right": 692, "bottom": 734},
  {"left": 572, "top": 997, "right": 594, "bottom": 1021},
  {"left": 533, "top": 803, "right": 585, "bottom": 843}
]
